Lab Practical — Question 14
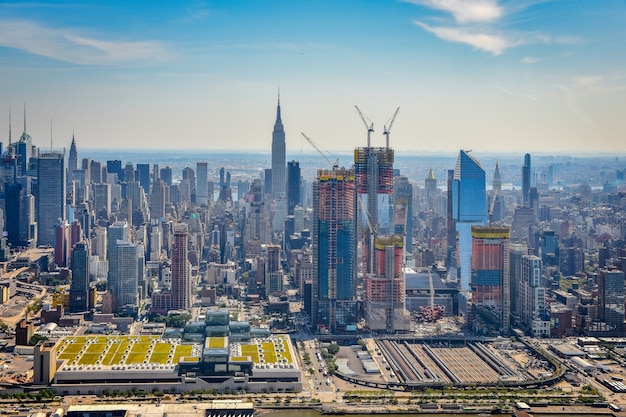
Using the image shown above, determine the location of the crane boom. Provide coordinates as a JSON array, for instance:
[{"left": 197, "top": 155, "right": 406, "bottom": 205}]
[
  {"left": 354, "top": 105, "right": 374, "bottom": 147},
  {"left": 301, "top": 132, "right": 337, "bottom": 168},
  {"left": 383, "top": 107, "right": 399, "bottom": 149}
]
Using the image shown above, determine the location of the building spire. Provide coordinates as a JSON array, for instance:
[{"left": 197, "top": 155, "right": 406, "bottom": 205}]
[
  {"left": 8, "top": 107, "right": 11, "bottom": 147},
  {"left": 276, "top": 88, "right": 282, "bottom": 124},
  {"left": 23, "top": 103, "right": 26, "bottom": 135}
]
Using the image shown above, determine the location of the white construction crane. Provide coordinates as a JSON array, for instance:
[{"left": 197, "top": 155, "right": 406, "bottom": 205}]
[
  {"left": 301, "top": 132, "right": 338, "bottom": 169},
  {"left": 383, "top": 107, "right": 399, "bottom": 149},
  {"left": 355, "top": 105, "right": 374, "bottom": 147}
]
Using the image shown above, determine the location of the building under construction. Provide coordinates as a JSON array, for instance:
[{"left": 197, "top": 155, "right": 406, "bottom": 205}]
[
  {"left": 354, "top": 117, "right": 409, "bottom": 332},
  {"left": 364, "top": 235, "right": 410, "bottom": 331},
  {"left": 312, "top": 167, "right": 358, "bottom": 333}
]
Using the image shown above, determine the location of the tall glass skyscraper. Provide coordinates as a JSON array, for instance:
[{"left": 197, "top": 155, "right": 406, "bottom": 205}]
[
  {"left": 271, "top": 94, "right": 286, "bottom": 199},
  {"left": 287, "top": 160, "right": 301, "bottom": 216},
  {"left": 70, "top": 241, "right": 90, "bottom": 312},
  {"left": 452, "top": 150, "right": 486, "bottom": 292},
  {"left": 312, "top": 167, "right": 357, "bottom": 333},
  {"left": 37, "top": 150, "right": 66, "bottom": 247}
]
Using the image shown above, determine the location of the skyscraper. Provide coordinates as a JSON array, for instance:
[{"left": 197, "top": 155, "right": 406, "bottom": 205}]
[
  {"left": 150, "top": 179, "right": 167, "bottom": 220},
  {"left": 136, "top": 163, "right": 150, "bottom": 195},
  {"left": 393, "top": 175, "right": 413, "bottom": 253},
  {"left": 107, "top": 221, "right": 139, "bottom": 311},
  {"left": 598, "top": 268, "right": 626, "bottom": 335},
  {"left": 68, "top": 135, "right": 78, "bottom": 183},
  {"left": 520, "top": 254, "right": 549, "bottom": 337},
  {"left": 522, "top": 153, "right": 531, "bottom": 207},
  {"left": 171, "top": 223, "right": 191, "bottom": 310},
  {"left": 312, "top": 167, "right": 357, "bottom": 333},
  {"left": 196, "top": 162, "right": 208, "bottom": 205},
  {"left": 424, "top": 168, "right": 437, "bottom": 210},
  {"left": 490, "top": 162, "right": 503, "bottom": 222},
  {"left": 271, "top": 94, "right": 286, "bottom": 199},
  {"left": 106, "top": 160, "right": 123, "bottom": 183},
  {"left": 287, "top": 160, "right": 301, "bottom": 216},
  {"left": 265, "top": 244, "right": 283, "bottom": 295},
  {"left": 70, "top": 241, "right": 90, "bottom": 312},
  {"left": 452, "top": 150, "right": 487, "bottom": 292},
  {"left": 37, "top": 150, "right": 66, "bottom": 247},
  {"left": 471, "top": 226, "right": 510, "bottom": 334}
]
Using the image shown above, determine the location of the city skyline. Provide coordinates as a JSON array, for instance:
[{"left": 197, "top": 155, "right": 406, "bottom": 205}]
[{"left": 1, "top": 1, "right": 625, "bottom": 153}]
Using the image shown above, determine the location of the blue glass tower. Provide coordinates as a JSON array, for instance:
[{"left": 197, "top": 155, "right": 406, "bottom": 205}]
[{"left": 452, "top": 150, "right": 486, "bottom": 292}]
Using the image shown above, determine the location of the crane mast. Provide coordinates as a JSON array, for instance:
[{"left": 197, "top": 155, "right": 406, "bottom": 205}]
[
  {"left": 383, "top": 107, "right": 399, "bottom": 149},
  {"left": 355, "top": 105, "right": 374, "bottom": 147}
]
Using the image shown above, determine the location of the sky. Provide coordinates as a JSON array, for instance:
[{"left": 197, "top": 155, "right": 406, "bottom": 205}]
[{"left": 1, "top": 0, "right": 625, "bottom": 154}]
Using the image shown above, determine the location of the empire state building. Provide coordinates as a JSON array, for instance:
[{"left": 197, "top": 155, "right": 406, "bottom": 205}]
[{"left": 271, "top": 93, "right": 286, "bottom": 199}]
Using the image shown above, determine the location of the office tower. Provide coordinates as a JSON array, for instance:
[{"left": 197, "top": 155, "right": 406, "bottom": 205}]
[
  {"left": 70, "top": 220, "right": 82, "bottom": 248},
  {"left": 312, "top": 167, "right": 357, "bottom": 333},
  {"left": 107, "top": 221, "right": 138, "bottom": 311},
  {"left": 266, "top": 244, "right": 283, "bottom": 295},
  {"left": 68, "top": 135, "right": 78, "bottom": 183},
  {"left": 113, "top": 241, "right": 140, "bottom": 311},
  {"left": 287, "top": 160, "right": 301, "bottom": 216},
  {"left": 196, "top": 162, "right": 208, "bottom": 205},
  {"left": 520, "top": 255, "right": 549, "bottom": 337},
  {"left": 264, "top": 168, "right": 272, "bottom": 197},
  {"left": 243, "top": 179, "right": 271, "bottom": 257},
  {"left": 539, "top": 229, "right": 559, "bottom": 266},
  {"left": 160, "top": 166, "right": 172, "bottom": 186},
  {"left": 54, "top": 221, "right": 70, "bottom": 267},
  {"left": 547, "top": 164, "right": 554, "bottom": 189},
  {"left": 93, "top": 183, "right": 112, "bottom": 219},
  {"left": 136, "top": 163, "right": 150, "bottom": 195},
  {"left": 294, "top": 205, "right": 305, "bottom": 233},
  {"left": 219, "top": 167, "right": 225, "bottom": 190},
  {"left": 598, "top": 268, "right": 626, "bottom": 335},
  {"left": 106, "top": 160, "right": 123, "bottom": 183},
  {"left": 522, "top": 153, "right": 531, "bottom": 207},
  {"left": 124, "top": 162, "right": 134, "bottom": 183},
  {"left": 69, "top": 241, "right": 90, "bottom": 312},
  {"left": 271, "top": 94, "right": 286, "bottom": 199},
  {"left": 393, "top": 175, "right": 413, "bottom": 252},
  {"left": 182, "top": 166, "right": 195, "bottom": 194},
  {"left": 446, "top": 169, "right": 456, "bottom": 271},
  {"left": 90, "top": 160, "right": 101, "bottom": 184},
  {"left": 37, "top": 150, "right": 66, "bottom": 247},
  {"left": 451, "top": 150, "right": 487, "bottom": 292},
  {"left": 171, "top": 223, "right": 191, "bottom": 310},
  {"left": 489, "top": 162, "right": 503, "bottom": 222},
  {"left": 16, "top": 110, "right": 32, "bottom": 177},
  {"left": 5, "top": 181, "right": 22, "bottom": 246},
  {"left": 471, "top": 226, "right": 510, "bottom": 334},
  {"left": 150, "top": 179, "right": 166, "bottom": 220},
  {"left": 509, "top": 243, "right": 528, "bottom": 326},
  {"left": 424, "top": 168, "right": 437, "bottom": 210}
]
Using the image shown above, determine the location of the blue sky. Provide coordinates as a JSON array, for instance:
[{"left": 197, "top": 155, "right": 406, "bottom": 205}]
[{"left": 1, "top": 0, "right": 625, "bottom": 153}]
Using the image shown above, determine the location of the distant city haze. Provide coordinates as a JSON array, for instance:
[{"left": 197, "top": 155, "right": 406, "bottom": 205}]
[{"left": 0, "top": 1, "right": 625, "bottom": 153}]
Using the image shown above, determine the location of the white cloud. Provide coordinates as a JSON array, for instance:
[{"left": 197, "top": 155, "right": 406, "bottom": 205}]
[
  {"left": 571, "top": 74, "right": 625, "bottom": 95},
  {"left": 0, "top": 20, "right": 169, "bottom": 65},
  {"left": 521, "top": 56, "right": 539, "bottom": 64},
  {"left": 415, "top": 21, "right": 509, "bottom": 55},
  {"left": 404, "top": 0, "right": 503, "bottom": 23}
]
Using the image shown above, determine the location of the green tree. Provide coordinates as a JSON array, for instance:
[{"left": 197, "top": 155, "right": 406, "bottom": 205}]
[{"left": 28, "top": 334, "right": 48, "bottom": 346}]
